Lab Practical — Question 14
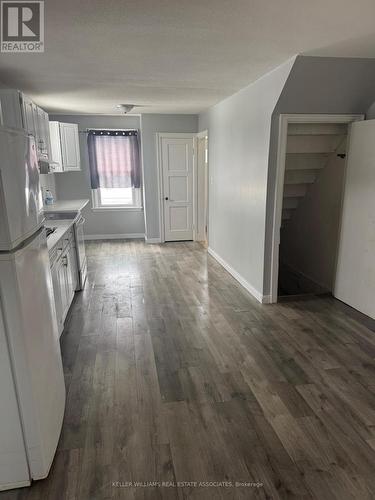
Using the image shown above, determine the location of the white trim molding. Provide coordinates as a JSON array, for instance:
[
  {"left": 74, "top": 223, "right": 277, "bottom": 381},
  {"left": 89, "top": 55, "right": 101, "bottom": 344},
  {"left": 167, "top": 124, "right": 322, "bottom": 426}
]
[
  {"left": 85, "top": 233, "right": 145, "bottom": 241},
  {"left": 208, "top": 247, "right": 269, "bottom": 304},
  {"left": 91, "top": 207, "right": 143, "bottom": 213},
  {"left": 269, "top": 113, "right": 364, "bottom": 304},
  {"left": 145, "top": 237, "right": 162, "bottom": 244},
  {"left": 194, "top": 129, "right": 209, "bottom": 244}
]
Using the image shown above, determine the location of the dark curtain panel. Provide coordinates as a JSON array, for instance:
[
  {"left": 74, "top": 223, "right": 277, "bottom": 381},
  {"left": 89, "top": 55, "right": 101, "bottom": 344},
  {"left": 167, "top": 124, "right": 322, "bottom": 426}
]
[{"left": 87, "top": 130, "right": 141, "bottom": 189}]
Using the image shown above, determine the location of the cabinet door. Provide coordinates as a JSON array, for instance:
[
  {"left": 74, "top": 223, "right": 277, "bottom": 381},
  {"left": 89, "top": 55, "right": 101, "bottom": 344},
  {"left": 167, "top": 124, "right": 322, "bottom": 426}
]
[
  {"left": 60, "top": 123, "right": 81, "bottom": 171},
  {"left": 34, "top": 106, "right": 45, "bottom": 156},
  {"left": 64, "top": 245, "right": 75, "bottom": 307},
  {"left": 49, "top": 121, "right": 63, "bottom": 171},
  {"left": 0, "top": 89, "right": 24, "bottom": 130},
  {"left": 34, "top": 106, "right": 51, "bottom": 159},
  {"left": 42, "top": 110, "right": 52, "bottom": 160},
  {"left": 58, "top": 256, "right": 69, "bottom": 322},
  {"left": 21, "top": 94, "right": 36, "bottom": 135},
  {"left": 68, "top": 242, "right": 78, "bottom": 292},
  {"left": 51, "top": 260, "right": 64, "bottom": 335}
]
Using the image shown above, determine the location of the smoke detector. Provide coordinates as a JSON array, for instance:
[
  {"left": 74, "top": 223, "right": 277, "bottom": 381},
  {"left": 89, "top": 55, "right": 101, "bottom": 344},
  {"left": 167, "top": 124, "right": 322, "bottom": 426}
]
[{"left": 116, "top": 104, "right": 135, "bottom": 114}]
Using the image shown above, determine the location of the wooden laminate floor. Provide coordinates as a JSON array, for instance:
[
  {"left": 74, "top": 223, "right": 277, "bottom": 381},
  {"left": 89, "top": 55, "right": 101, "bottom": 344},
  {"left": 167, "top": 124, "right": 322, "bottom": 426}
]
[{"left": 3, "top": 241, "right": 375, "bottom": 500}]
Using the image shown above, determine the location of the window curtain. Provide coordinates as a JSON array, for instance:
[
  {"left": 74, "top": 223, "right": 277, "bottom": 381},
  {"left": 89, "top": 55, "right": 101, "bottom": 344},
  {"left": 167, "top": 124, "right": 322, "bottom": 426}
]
[{"left": 87, "top": 130, "right": 141, "bottom": 189}]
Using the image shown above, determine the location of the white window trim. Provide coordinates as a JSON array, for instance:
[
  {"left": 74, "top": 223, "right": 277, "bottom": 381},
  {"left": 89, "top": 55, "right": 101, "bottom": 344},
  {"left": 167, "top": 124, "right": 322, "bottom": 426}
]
[
  {"left": 91, "top": 188, "right": 143, "bottom": 212},
  {"left": 88, "top": 127, "right": 143, "bottom": 212}
]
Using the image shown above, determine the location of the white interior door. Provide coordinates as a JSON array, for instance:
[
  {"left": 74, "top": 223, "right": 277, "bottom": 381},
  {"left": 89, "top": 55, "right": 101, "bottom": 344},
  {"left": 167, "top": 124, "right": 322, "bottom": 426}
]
[
  {"left": 161, "top": 135, "right": 194, "bottom": 241},
  {"left": 334, "top": 119, "right": 375, "bottom": 319}
]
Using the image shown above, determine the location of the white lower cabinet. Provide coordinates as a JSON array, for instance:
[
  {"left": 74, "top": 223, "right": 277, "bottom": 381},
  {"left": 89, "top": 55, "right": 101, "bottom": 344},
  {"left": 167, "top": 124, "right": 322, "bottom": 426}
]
[
  {"left": 50, "top": 228, "right": 78, "bottom": 336},
  {"left": 51, "top": 257, "right": 64, "bottom": 334}
]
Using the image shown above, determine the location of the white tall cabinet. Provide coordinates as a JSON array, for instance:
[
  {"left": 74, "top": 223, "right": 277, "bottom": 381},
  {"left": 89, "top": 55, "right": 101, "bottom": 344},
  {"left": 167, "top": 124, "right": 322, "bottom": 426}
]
[{"left": 0, "top": 89, "right": 51, "bottom": 161}]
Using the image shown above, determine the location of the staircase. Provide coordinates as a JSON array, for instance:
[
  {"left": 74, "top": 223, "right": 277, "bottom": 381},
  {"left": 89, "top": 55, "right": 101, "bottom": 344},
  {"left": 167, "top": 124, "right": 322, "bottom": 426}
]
[{"left": 282, "top": 123, "right": 347, "bottom": 224}]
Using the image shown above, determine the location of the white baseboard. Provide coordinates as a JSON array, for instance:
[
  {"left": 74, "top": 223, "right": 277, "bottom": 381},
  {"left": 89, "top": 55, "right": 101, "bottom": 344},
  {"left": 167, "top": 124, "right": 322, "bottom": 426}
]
[
  {"left": 85, "top": 233, "right": 145, "bottom": 241},
  {"left": 145, "top": 237, "right": 162, "bottom": 244},
  {"left": 261, "top": 295, "right": 272, "bottom": 304},
  {"left": 207, "top": 247, "right": 268, "bottom": 304}
]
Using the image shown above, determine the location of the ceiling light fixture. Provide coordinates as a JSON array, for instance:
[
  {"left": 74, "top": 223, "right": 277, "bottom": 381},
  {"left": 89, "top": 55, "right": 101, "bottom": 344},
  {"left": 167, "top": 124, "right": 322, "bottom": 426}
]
[{"left": 116, "top": 104, "right": 135, "bottom": 114}]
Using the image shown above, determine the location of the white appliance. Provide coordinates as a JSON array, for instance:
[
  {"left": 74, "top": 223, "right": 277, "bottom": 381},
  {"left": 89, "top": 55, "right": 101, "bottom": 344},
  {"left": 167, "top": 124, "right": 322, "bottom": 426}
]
[{"left": 0, "top": 127, "right": 66, "bottom": 491}]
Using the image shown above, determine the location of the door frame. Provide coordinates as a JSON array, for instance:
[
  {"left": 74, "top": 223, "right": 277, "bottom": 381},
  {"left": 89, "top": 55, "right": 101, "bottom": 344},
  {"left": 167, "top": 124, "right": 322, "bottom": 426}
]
[
  {"left": 156, "top": 133, "right": 197, "bottom": 243},
  {"left": 269, "top": 113, "right": 364, "bottom": 304},
  {"left": 195, "top": 130, "right": 209, "bottom": 245}
]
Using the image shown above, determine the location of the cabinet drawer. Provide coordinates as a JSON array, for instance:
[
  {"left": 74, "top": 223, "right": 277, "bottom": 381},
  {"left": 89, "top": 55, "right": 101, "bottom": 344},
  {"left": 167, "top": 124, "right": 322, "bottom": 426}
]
[
  {"left": 63, "top": 228, "right": 75, "bottom": 248},
  {"left": 49, "top": 227, "right": 74, "bottom": 266}
]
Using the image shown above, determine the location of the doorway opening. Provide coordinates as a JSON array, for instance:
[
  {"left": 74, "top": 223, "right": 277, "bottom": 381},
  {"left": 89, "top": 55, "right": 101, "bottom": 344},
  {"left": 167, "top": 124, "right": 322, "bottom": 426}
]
[{"left": 270, "top": 114, "right": 364, "bottom": 303}]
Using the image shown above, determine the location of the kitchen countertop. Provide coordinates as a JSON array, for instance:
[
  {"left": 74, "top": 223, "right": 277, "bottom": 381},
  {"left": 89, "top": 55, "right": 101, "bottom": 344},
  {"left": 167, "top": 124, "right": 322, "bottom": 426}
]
[
  {"left": 43, "top": 199, "right": 89, "bottom": 213},
  {"left": 45, "top": 219, "right": 75, "bottom": 251}
]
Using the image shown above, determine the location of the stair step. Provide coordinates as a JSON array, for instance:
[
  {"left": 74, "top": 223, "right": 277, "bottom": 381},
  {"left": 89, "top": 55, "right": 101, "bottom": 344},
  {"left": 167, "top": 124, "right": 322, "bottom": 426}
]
[
  {"left": 283, "top": 184, "right": 307, "bottom": 197},
  {"left": 282, "top": 197, "right": 299, "bottom": 209},
  {"left": 284, "top": 170, "right": 317, "bottom": 185},
  {"left": 286, "top": 134, "right": 346, "bottom": 154},
  {"left": 288, "top": 123, "right": 348, "bottom": 136},
  {"left": 285, "top": 153, "right": 328, "bottom": 171},
  {"left": 282, "top": 209, "right": 294, "bottom": 220}
]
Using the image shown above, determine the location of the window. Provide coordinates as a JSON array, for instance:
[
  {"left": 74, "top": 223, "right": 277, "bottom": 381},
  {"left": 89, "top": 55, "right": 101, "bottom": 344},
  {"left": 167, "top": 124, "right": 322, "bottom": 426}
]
[
  {"left": 92, "top": 186, "right": 142, "bottom": 209},
  {"left": 87, "top": 129, "right": 142, "bottom": 210}
]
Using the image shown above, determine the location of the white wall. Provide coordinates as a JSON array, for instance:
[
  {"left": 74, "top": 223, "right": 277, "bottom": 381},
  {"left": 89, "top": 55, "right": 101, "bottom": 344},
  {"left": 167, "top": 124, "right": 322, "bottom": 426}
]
[
  {"left": 50, "top": 114, "right": 145, "bottom": 238},
  {"left": 335, "top": 119, "right": 375, "bottom": 319},
  {"left": 198, "top": 58, "right": 295, "bottom": 300},
  {"left": 141, "top": 114, "right": 198, "bottom": 240}
]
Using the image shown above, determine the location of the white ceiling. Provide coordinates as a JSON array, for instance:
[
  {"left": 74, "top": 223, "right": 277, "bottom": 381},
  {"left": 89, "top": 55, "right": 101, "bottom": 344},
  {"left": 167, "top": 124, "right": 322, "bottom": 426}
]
[{"left": 1, "top": 0, "right": 375, "bottom": 115}]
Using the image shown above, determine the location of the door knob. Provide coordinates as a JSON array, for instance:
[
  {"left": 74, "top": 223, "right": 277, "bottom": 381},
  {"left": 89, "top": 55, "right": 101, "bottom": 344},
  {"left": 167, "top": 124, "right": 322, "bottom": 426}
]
[{"left": 165, "top": 197, "right": 169, "bottom": 200}]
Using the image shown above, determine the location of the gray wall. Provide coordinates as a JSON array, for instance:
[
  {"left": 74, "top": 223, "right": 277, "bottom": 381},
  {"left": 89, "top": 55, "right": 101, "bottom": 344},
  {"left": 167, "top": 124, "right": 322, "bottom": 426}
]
[
  {"left": 263, "top": 55, "right": 375, "bottom": 294},
  {"left": 198, "top": 55, "right": 375, "bottom": 299},
  {"left": 141, "top": 114, "right": 198, "bottom": 240},
  {"left": 280, "top": 150, "right": 346, "bottom": 291},
  {"left": 40, "top": 173, "right": 57, "bottom": 202},
  {"left": 50, "top": 114, "right": 144, "bottom": 237},
  {"left": 366, "top": 101, "right": 375, "bottom": 118},
  {"left": 198, "top": 58, "right": 295, "bottom": 298}
]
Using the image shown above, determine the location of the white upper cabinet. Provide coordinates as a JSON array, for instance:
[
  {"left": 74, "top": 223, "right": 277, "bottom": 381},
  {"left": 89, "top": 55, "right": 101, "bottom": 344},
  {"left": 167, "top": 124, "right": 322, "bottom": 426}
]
[
  {"left": 0, "top": 89, "right": 24, "bottom": 130},
  {"left": 0, "top": 89, "right": 51, "bottom": 161},
  {"left": 35, "top": 106, "right": 51, "bottom": 160},
  {"left": 60, "top": 123, "right": 81, "bottom": 171},
  {"left": 49, "top": 121, "right": 81, "bottom": 172},
  {"left": 21, "top": 94, "right": 36, "bottom": 135},
  {"left": 49, "top": 122, "right": 63, "bottom": 172}
]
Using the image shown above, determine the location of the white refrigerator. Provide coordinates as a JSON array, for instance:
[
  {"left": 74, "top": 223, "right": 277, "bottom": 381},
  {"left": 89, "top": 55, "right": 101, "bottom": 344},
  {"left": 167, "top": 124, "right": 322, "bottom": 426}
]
[{"left": 0, "top": 127, "right": 66, "bottom": 491}]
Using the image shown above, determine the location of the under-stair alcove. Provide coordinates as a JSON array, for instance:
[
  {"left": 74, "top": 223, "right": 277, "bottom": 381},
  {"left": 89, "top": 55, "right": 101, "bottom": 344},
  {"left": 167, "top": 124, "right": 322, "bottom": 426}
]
[{"left": 278, "top": 121, "right": 349, "bottom": 297}]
